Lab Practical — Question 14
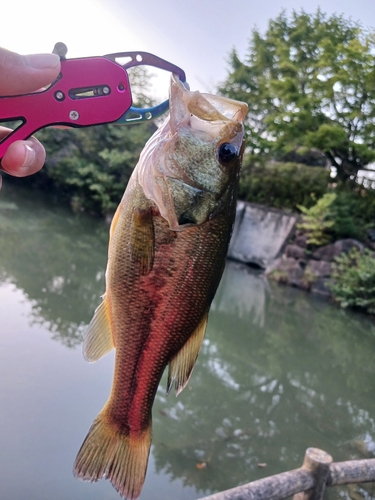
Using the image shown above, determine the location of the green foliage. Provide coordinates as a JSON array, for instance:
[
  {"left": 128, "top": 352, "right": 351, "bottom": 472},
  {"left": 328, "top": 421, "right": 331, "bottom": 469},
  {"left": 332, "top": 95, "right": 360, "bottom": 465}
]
[
  {"left": 328, "top": 192, "right": 363, "bottom": 240},
  {"left": 34, "top": 121, "right": 156, "bottom": 215},
  {"left": 297, "top": 183, "right": 375, "bottom": 246},
  {"left": 294, "top": 185, "right": 375, "bottom": 244},
  {"left": 219, "top": 9, "right": 375, "bottom": 181},
  {"left": 329, "top": 185, "right": 375, "bottom": 240},
  {"left": 238, "top": 160, "right": 330, "bottom": 210},
  {"left": 345, "top": 183, "right": 375, "bottom": 227},
  {"left": 330, "top": 249, "right": 375, "bottom": 314},
  {"left": 297, "top": 193, "right": 336, "bottom": 245}
]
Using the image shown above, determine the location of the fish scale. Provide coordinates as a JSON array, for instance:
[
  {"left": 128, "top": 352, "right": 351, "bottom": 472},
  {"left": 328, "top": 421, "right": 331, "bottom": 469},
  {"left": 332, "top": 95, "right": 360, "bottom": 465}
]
[{"left": 74, "top": 74, "right": 247, "bottom": 499}]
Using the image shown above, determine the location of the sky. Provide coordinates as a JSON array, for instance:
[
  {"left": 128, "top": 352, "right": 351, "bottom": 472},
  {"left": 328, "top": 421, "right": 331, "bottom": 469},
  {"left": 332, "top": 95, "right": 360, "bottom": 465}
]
[{"left": 2, "top": 0, "right": 375, "bottom": 101}]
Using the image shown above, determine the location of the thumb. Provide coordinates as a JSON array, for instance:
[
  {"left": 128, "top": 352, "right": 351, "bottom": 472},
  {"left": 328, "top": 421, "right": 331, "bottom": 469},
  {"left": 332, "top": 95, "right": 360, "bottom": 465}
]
[{"left": 0, "top": 47, "right": 61, "bottom": 96}]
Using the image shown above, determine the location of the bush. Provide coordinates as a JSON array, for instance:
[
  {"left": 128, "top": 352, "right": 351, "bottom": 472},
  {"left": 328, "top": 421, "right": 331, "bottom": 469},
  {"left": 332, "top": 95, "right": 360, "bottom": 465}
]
[
  {"left": 329, "top": 248, "right": 375, "bottom": 314},
  {"left": 329, "top": 184, "right": 375, "bottom": 241},
  {"left": 297, "top": 193, "right": 336, "bottom": 246},
  {"left": 239, "top": 161, "right": 330, "bottom": 210},
  {"left": 329, "top": 191, "right": 366, "bottom": 240},
  {"left": 295, "top": 187, "right": 375, "bottom": 246}
]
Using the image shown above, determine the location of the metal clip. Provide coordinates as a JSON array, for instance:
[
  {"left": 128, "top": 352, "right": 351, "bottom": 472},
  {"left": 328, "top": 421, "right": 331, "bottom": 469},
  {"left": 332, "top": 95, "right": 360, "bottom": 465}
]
[{"left": 105, "top": 51, "right": 186, "bottom": 124}]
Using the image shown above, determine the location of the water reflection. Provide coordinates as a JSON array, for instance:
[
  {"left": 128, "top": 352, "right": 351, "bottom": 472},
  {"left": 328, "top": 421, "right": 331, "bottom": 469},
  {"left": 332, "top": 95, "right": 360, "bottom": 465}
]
[
  {"left": 149, "top": 262, "right": 375, "bottom": 498},
  {"left": 0, "top": 183, "right": 108, "bottom": 347},
  {"left": 1, "top": 183, "right": 375, "bottom": 499},
  {"left": 212, "top": 261, "right": 268, "bottom": 326}
]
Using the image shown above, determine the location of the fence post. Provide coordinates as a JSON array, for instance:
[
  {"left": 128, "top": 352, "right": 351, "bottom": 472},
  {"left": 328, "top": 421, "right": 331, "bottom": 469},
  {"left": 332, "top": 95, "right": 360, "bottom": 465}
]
[{"left": 293, "top": 448, "right": 333, "bottom": 500}]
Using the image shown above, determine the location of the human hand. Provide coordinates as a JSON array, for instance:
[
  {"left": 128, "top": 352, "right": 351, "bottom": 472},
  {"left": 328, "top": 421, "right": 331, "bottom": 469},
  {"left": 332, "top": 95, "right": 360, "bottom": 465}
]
[{"left": 0, "top": 47, "right": 61, "bottom": 188}]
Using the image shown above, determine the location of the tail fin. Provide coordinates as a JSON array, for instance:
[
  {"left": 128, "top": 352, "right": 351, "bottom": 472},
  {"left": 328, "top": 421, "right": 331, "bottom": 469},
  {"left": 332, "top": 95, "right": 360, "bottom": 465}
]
[{"left": 74, "top": 409, "right": 152, "bottom": 500}]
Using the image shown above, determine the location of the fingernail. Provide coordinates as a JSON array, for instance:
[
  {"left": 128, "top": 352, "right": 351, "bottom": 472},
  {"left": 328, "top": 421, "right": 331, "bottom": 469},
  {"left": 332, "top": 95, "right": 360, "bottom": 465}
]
[
  {"left": 25, "top": 53, "right": 60, "bottom": 70},
  {"left": 21, "top": 144, "right": 36, "bottom": 168}
]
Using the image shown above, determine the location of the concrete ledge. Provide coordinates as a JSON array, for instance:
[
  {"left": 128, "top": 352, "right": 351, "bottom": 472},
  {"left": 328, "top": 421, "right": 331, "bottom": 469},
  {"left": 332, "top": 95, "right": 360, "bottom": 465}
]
[{"left": 228, "top": 201, "right": 298, "bottom": 269}]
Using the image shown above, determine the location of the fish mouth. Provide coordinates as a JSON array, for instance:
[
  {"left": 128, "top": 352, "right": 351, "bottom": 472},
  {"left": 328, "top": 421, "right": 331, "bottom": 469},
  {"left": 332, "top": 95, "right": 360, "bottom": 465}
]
[
  {"left": 169, "top": 74, "right": 248, "bottom": 139},
  {"left": 135, "top": 75, "right": 248, "bottom": 232}
]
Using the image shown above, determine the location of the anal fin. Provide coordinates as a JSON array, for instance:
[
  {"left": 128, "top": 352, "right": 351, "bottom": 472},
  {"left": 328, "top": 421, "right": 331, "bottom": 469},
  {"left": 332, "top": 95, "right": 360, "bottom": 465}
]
[
  {"left": 83, "top": 293, "right": 114, "bottom": 362},
  {"left": 167, "top": 312, "right": 208, "bottom": 396}
]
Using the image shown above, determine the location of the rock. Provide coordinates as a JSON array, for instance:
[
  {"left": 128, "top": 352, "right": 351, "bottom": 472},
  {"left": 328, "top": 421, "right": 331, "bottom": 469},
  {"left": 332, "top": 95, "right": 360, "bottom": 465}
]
[
  {"left": 285, "top": 244, "right": 306, "bottom": 260},
  {"left": 270, "top": 256, "right": 335, "bottom": 295},
  {"left": 294, "top": 235, "right": 308, "bottom": 248},
  {"left": 311, "top": 277, "right": 333, "bottom": 297},
  {"left": 268, "top": 257, "right": 305, "bottom": 287},
  {"left": 333, "top": 239, "right": 364, "bottom": 256},
  {"left": 300, "top": 259, "right": 332, "bottom": 294},
  {"left": 312, "top": 239, "right": 364, "bottom": 261},
  {"left": 312, "top": 244, "right": 335, "bottom": 261},
  {"left": 305, "top": 259, "right": 332, "bottom": 278}
]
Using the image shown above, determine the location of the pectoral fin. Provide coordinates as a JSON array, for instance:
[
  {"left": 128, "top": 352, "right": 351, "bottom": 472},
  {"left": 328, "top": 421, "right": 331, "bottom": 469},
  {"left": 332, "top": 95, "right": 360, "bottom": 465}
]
[
  {"left": 83, "top": 294, "right": 114, "bottom": 362},
  {"left": 130, "top": 207, "right": 155, "bottom": 275},
  {"left": 167, "top": 312, "right": 208, "bottom": 396},
  {"left": 109, "top": 206, "right": 121, "bottom": 243}
]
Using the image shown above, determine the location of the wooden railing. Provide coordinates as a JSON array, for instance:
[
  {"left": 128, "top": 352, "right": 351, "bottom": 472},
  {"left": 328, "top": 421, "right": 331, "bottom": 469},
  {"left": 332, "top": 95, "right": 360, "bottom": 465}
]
[{"left": 198, "top": 448, "right": 375, "bottom": 500}]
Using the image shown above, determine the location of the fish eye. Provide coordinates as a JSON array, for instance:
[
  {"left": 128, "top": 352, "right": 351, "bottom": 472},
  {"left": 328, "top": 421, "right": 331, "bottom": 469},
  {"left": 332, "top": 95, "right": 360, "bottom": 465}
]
[{"left": 218, "top": 142, "right": 237, "bottom": 163}]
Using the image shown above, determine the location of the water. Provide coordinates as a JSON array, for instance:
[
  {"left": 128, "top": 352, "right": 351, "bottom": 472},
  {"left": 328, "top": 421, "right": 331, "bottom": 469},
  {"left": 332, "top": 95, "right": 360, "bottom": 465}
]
[{"left": 1, "top": 182, "right": 375, "bottom": 500}]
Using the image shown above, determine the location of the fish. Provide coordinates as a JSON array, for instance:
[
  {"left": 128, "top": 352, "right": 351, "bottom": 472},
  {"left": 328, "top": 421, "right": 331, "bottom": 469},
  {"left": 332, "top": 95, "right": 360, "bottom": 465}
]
[{"left": 73, "top": 74, "right": 247, "bottom": 499}]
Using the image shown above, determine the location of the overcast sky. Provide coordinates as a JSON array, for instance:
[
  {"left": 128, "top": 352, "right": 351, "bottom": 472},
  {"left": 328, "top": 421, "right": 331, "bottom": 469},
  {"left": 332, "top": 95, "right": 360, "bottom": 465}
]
[{"left": 2, "top": 0, "right": 375, "bottom": 99}]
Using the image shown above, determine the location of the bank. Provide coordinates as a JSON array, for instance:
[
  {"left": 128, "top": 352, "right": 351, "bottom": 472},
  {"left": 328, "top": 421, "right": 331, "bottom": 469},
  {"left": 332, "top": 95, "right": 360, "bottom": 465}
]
[{"left": 227, "top": 200, "right": 375, "bottom": 313}]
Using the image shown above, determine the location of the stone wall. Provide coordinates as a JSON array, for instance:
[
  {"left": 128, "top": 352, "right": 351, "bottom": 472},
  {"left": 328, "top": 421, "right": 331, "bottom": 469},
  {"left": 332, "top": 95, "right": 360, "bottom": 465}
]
[{"left": 227, "top": 201, "right": 297, "bottom": 269}]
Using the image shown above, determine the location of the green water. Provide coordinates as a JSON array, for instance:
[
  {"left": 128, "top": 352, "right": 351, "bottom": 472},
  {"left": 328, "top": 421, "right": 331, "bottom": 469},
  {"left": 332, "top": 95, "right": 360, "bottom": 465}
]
[{"left": 1, "top": 182, "right": 375, "bottom": 500}]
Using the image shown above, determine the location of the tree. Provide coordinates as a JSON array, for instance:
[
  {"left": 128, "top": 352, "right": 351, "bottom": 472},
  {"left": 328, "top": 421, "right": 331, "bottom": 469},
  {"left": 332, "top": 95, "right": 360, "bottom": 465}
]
[{"left": 219, "top": 9, "right": 375, "bottom": 181}]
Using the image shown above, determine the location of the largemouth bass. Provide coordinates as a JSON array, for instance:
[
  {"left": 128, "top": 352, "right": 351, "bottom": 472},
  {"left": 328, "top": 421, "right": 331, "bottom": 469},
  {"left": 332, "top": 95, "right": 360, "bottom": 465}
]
[{"left": 74, "top": 75, "right": 247, "bottom": 499}]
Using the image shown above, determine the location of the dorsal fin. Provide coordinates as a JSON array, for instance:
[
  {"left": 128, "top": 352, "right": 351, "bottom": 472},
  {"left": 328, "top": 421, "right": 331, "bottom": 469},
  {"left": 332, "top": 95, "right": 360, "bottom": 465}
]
[
  {"left": 83, "top": 294, "right": 115, "bottom": 362},
  {"left": 167, "top": 312, "right": 208, "bottom": 396}
]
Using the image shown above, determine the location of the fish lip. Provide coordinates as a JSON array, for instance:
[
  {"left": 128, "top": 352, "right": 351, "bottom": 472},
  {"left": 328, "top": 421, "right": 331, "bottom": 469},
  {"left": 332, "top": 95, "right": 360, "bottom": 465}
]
[
  {"left": 200, "top": 93, "right": 248, "bottom": 123},
  {"left": 170, "top": 74, "right": 248, "bottom": 128}
]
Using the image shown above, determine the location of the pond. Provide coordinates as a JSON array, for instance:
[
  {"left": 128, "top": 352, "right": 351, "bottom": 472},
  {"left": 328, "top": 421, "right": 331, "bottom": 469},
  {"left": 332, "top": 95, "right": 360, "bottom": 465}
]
[{"left": 1, "top": 182, "right": 375, "bottom": 500}]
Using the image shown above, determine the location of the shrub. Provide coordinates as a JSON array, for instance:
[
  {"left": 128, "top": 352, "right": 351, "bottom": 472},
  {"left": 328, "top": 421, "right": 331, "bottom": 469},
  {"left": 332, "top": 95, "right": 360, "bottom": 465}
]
[
  {"left": 329, "top": 184, "right": 375, "bottom": 241},
  {"left": 239, "top": 161, "right": 330, "bottom": 210},
  {"left": 329, "top": 190, "right": 365, "bottom": 240},
  {"left": 297, "top": 193, "right": 337, "bottom": 246},
  {"left": 329, "top": 248, "right": 375, "bottom": 314}
]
